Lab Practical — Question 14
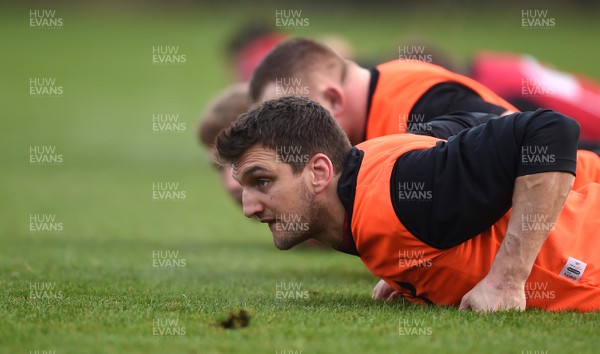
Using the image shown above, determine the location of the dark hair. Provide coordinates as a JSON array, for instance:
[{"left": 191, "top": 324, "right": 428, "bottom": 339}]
[
  {"left": 216, "top": 96, "right": 351, "bottom": 175},
  {"left": 249, "top": 38, "right": 345, "bottom": 102}
]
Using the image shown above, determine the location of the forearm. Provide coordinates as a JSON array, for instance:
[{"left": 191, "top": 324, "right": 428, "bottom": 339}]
[
  {"left": 487, "top": 172, "right": 574, "bottom": 288},
  {"left": 453, "top": 110, "right": 580, "bottom": 311}
]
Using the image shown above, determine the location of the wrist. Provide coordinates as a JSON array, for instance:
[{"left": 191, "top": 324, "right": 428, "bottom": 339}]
[
  {"left": 486, "top": 272, "right": 526, "bottom": 292},
  {"left": 487, "top": 255, "right": 528, "bottom": 290},
  {"left": 488, "top": 231, "right": 532, "bottom": 286}
]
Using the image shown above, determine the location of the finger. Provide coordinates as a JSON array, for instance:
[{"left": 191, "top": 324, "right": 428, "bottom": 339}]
[
  {"left": 372, "top": 282, "right": 381, "bottom": 299},
  {"left": 372, "top": 287, "right": 382, "bottom": 300},
  {"left": 387, "top": 291, "right": 401, "bottom": 301},
  {"left": 459, "top": 298, "right": 470, "bottom": 310}
]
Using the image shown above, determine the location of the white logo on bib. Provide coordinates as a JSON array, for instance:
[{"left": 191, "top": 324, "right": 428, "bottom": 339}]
[{"left": 559, "top": 257, "right": 587, "bottom": 282}]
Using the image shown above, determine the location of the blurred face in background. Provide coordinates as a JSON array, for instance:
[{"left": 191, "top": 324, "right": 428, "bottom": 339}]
[
  {"left": 198, "top": 83, "right": 252, "bottom": 206},
  {"left": 210, "top": 150, "right": 243, "bottom": 205}
]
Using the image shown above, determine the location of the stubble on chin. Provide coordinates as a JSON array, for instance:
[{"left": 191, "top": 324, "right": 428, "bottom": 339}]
[
  {"left": 271, "top": 182, "right": 326, "bottom": 250},
  {"left": 273, "top": 232, "right": 310, "bottom": 250}
]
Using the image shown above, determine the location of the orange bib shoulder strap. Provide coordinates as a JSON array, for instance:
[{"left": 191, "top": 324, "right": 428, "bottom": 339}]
[{"left": 366, "top": 60, "right": 518, "bottom": 139}]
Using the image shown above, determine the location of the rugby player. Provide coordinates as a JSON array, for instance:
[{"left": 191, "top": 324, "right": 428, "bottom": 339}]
[
  {"left": 249, "top": 38, "right": 518, "bottom": 145},
  {"left": 216, "top": 96, "right": 600, "bottom": 312}
]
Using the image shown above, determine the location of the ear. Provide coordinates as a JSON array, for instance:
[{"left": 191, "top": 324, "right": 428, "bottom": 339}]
[
  {"left": 322, "top": 85, "right": 345, "bottom": 117},
  {"left": 307, "top": 153, "right": 334, "bottom": 194}
]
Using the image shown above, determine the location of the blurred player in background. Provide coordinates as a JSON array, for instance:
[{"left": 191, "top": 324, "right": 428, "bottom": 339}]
[
  {"left": 471, "top": 52, "right": 600, "bottom": 152},
  {"left": 198, "top": 83, "right": 250, "bottom": 204},
  {"left": 227, "top": 22, "right": 357, "bottom": 82},
  {"left": 227, "top": 22, "right": 287, "bottom": 82},
  {"left": 396, "top": 37, "right": 600, "bottom": 152},
  {"left": 250, "top": 37, "right": 600, "bottom": 175},
  {"left": 250, "top": 37, "right": 518, "bottom": 145}
]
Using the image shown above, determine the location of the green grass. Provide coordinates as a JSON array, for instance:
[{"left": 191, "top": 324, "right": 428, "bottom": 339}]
[{"left": 1, "top": 3, "right": 600, "bottom": 353}]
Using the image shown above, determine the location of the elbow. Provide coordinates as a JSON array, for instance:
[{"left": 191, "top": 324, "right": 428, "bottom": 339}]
[
  {"left": 518, "top": 110, "right": 580, "bottom": 176},
  {"left": 533, "top": 110, "right": 580, "bottom": 146},
  {"left": 554, "top": 112, "right": 580, "bottom": 145}
]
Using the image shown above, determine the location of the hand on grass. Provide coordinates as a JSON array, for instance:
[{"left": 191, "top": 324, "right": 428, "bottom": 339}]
[
  {"left": 459, "top": 276, "right": 526, "bottom": 312},
  {"left": 372, "top": 279, "right": 402, "bottom": 301}
]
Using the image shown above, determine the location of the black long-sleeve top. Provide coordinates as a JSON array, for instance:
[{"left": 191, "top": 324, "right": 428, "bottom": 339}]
[{"left": 336, "top": 110, "right": 580, "bottom": 255}]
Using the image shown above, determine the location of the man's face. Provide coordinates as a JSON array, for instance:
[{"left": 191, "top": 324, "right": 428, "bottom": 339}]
[{"left": 232, "top": 145, "right": 322, "bottom": 250}]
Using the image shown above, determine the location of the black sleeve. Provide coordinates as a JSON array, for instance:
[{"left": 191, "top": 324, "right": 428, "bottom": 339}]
[
  {"left": 390, "top": 109, "right": 579, "bottom": 249},
  {"left": 407, "top": 111, "right": 497, "bottom": 139},
  {"left": 578, "top": 139, "right": 600, "bottom": 156},
  {"left": 410, "top": 82, "right": 507, "bottom": 122}
]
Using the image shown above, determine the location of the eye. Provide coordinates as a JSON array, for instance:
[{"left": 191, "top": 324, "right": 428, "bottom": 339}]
[{"left": 257, "top": 178, "right": 270, "bottom": 189}]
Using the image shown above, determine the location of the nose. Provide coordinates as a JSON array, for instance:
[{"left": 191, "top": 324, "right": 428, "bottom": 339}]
[
  {"left": 242, "top": 189, "right": 264, "bottom": 219},
  {"left": 220, "top": 166, "right": 243, "bottom": 205}
]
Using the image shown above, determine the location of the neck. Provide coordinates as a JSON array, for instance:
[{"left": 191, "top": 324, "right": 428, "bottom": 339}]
[
  {"left": 342, "top": 61, "right": 371, "bottom": 144},
  {"left": 312, "top": 175, "right": 346, "bottom": 248}
]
